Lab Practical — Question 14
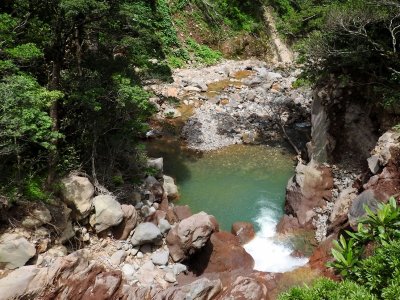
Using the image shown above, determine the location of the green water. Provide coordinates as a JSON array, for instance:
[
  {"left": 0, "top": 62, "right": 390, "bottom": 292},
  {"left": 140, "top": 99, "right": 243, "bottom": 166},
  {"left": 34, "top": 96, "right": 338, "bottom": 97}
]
[{"left": 147, "top": 139, "right": 295, "bottom": 231}]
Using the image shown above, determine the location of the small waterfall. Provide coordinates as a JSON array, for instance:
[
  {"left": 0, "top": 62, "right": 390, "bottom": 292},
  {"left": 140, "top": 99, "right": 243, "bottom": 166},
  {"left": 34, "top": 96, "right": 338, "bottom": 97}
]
[{"left": 244, "top": 200, "right": 308, "bottom": 273}]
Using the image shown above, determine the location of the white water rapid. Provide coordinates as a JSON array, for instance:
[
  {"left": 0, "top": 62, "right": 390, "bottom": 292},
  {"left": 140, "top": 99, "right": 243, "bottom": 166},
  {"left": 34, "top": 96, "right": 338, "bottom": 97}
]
[{"left": 244, "top": 201, "right": 309, "bottom": 273}]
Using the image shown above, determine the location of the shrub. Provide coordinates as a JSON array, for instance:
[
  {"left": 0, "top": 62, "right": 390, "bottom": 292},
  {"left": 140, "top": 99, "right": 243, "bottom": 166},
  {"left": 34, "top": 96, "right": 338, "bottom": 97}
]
[{"left": 278, "top": 278, "right": 375, "bottom": 300}]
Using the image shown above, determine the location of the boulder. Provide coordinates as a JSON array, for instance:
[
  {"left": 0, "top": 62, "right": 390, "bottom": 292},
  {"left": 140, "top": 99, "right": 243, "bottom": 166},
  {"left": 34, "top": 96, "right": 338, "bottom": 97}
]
[
  {"left": 131, "top": 222, "right": 162, "bottom": 246},
  {"left": 159, "top": 219, "right": 171, "bottom": 235},
  {"left": 329, "top": 187, "right": 357, "bottom": 224},
  {"left": 285, "top": 162, "right": 333, "bottom": 226},
  {"left": 180, "top": 278, "right": 222, "bottom": 300},
  {"left": 151, "top": 250, "right": 169, "bottom": 266},
  {"left": 0, "top": 265, "right": 40, "bottom": 299},
  {"left": 276, "top": 214, "right": 301, "bottom": 234},
  {"left": 174, "top": 205, "right": 192, "bottom": 221},
  {"left": 61, "top": 175, "right": 94, "bottom": 218},
  {"left": 348, "top": 190, "right": 380, "bottom": 227},
  {"left": 231, "top": 222, "right": 256, "bottom": 245},
  {"left": 163, "top": 175, "right": 179, "bottom": 199},
  {"left": 112, "top": 204, "right": 138, "bottom": 240},
  {"left": 188, "top": 231, "right": 254, "bottom": 274},
  {"left": 166, "top": 212, "right": 218, "bottom": 262},
  {"left": 0, "top": 233, "right": 36, "bottom": 269},
  {"left": 90, "top": 195, "right": 124, "bottom": 233},
  {"left": 57, "top": 220, "right": 75, "bottom": 244},
  {"left": 219, "top": 276, "right": 268, "bottom": 300},
  {"left": 21, "top": 205, "right": 52, "bottom": 228}
]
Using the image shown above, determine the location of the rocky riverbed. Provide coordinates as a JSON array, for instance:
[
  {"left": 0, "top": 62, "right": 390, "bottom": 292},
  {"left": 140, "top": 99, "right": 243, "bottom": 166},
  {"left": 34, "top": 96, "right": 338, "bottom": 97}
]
[{"left": 149, "top": 59, "right": 312, "bottom": 151}]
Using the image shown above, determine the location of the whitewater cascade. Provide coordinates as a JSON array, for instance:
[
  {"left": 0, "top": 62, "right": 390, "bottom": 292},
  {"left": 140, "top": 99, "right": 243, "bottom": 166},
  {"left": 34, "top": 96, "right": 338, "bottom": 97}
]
[{"left": 244, "top": 200, "right": 308, "bottom": 273}]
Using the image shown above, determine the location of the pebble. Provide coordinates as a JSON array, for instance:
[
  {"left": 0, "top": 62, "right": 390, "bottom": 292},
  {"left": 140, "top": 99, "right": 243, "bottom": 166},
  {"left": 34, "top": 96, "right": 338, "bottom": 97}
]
[{"left": 164, "top": 272, "right": 176, "bottom": 283}]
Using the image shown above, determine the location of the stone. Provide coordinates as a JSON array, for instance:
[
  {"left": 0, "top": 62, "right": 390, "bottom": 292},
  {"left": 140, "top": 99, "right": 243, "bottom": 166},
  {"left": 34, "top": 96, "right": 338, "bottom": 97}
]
[
  {"left": 166, "top": 87, "right": 178, "bottom": 98},
  {"left": 130, "top": 247, "right": 139, "bottom": 256},
  {"left": 21, "top": 205, "right": 52, "bottom": 228},
  {"left": 231, "top": 222, "right": 256, "bottom": 245},
  {"left": 131, "top": 222, "right": 162, "bottom": 246},
  {"left": 0, "top": 265, "right": 40, "bottom": 299},
  {"left": 164, "top": 272, "right": 176, "bottom": 283},
  {"left": 147, "top": 157, "right": 163, "bottom": 172},
  {"left": 329, "top": 187, "right": 357, "bottom": 224},
  {"left": 159, "top": 218, "right": 171, "bottom": 235},
  {"left": 46, "top": 245, "right": 68, "bottom": 257},
  {"left": 367, "top": 155, "right": 380, "bottom": 174},
  {"left": 174, "top": 205, "right": 192, "bottom": 221},
  {"left": 151, "top": 250, "right": 169, "bottom": 266},
  {"left": 188, "top": 231, "right": 254, "bottom": 274},
  {"left": 112, "top": 204, "right": 138, "bottom": 240},
  {"left": 219, "top": 276, "right": 268, "bottom": 300},
  {"left": 90, "top": 195, "right": 124, "bottom": 233},
  {"left": 276, "top": 214, "right": 301, "bottom": 234},
  {"left": 163, "top": 175, "right": 179, "bottom": 199},
  {"left": 122, "top": 264, "right": 135, "bottom": 279},
  {"left": 166, "top": 212, "right": 218, "bottom": 262},
  {"left": 171, "top": 263, "right": 187, "bottom": 276},
  {"left": 0, "top": 234, "right": 36, "bottom": 269},
  {"left": 110, "top": 250, "right": 127, "bottom": 266},
  {"left": 57, "top": 220, "right": 75, "bottom": 244},
  {"left": 285, "top": 162, "right": 333, "bottom": 226},
  {"left": 348, "top": 190, "right": 380, "bottom": 227},
  {"left": 61, "top": 175, "right": 94, "bottom": 218},
  {"left": 181, "top": 278, "right": 222, "bottom": 300}
]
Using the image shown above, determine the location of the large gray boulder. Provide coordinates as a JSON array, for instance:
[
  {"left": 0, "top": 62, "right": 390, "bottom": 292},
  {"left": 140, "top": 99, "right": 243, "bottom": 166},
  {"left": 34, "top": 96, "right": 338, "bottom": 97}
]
[
  {"left": 0, "top": 233, "right": 36, "bottom": 269},
  {"left": 348, "top": 190, "right": 380, "bottom": 227},
  {"left": 90, "top": 195, "right": 123, "bottom": 232},
  {"left": 166, "top": 212, "right": 218, "bottom": 262},
  {"left": 131, "top": 222, "right": 162, "bottom": 246},
  {"left": 61, "top": 175, "right": 94, "bottom": 218}
]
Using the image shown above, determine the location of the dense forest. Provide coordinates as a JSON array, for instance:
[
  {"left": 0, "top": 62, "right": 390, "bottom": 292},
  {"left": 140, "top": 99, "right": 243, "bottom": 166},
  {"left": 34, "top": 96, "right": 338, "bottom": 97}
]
[{"left": 0, "top": 0, "right": 265, "bottom": 201}]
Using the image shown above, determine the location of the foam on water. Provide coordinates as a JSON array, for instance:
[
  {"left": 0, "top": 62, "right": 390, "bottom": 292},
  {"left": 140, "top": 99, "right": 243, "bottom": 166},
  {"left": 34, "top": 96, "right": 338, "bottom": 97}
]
[{"left": 244, "top": 200, "right": 309, "bottom": 273}]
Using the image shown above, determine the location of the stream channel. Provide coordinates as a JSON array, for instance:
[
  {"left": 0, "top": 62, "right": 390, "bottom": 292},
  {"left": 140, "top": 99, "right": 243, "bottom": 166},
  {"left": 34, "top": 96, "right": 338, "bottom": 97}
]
[
  {"left": 147, "top": 138, "right": 309, "bottom": 273},
  {"left": 147, "top": 63, "right": 310, "bottom": 273}
]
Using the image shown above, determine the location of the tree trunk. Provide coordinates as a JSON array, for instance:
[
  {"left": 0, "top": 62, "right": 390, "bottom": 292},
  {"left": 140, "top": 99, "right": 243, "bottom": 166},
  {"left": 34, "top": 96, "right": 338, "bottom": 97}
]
[{"left": 46, "top": 59, "right": 61, "bottom": 187}]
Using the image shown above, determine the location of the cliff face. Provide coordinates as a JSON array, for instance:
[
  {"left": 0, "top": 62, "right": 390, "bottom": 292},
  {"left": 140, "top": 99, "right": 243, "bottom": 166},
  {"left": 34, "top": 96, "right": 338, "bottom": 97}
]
[{"left": 282, "top": 79, "right": 400, "bottom": 243}]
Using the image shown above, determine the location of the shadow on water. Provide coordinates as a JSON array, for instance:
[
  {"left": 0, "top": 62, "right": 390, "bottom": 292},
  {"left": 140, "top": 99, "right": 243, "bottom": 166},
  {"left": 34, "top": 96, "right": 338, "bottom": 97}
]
[{"left": 146, "top": 136, "right": 202, "bottom": 184}]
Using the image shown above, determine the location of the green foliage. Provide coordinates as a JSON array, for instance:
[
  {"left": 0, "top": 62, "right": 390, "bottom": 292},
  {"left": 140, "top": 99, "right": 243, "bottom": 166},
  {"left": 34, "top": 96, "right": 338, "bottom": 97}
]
[
  {"left": 278, "top": 278, "right": 375, "bottom": 300},
  {"left": 24, "top": 177, "right": 50, "bottom": 202},
  {"left": 354, "top": 239, "right": 400, "bottom": 296},
  {"left": 4, "top": 43, "right": 43, "bottom": 60},
  {"left": 186, "top": 38, "right": 222, "bottom": 66},
  {"left": 0, "top": 74, "right": 62, "bottom": 151},
  {"left": 329, "top": 235, "right": 361, "bottom": 277},
  {"left": 280, "top": 198, "right": 400, "bottom": 300}
]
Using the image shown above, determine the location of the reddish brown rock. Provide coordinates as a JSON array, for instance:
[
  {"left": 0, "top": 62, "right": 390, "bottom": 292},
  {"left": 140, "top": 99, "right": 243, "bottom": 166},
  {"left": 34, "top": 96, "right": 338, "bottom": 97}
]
[
  {"left": 308, "top": 235, "right": 338, "bottom": 280},
  {"left": 286, "top": 162, "right": 333, "bottom": 226},
  {"left": 199, "top": 232, "right": 254, "bottom": 274},
  {"left": 174, "top": 205, "right": 192, "bottom": 221},
  {"left": 112, "top": 204, "right": 138, "bottom": 240},
  {"left": 276, "top": 214, "right": 301, "bottom": 234},
  {"left": 231, "top": 222, "right": 256, "bottom": 245}
]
